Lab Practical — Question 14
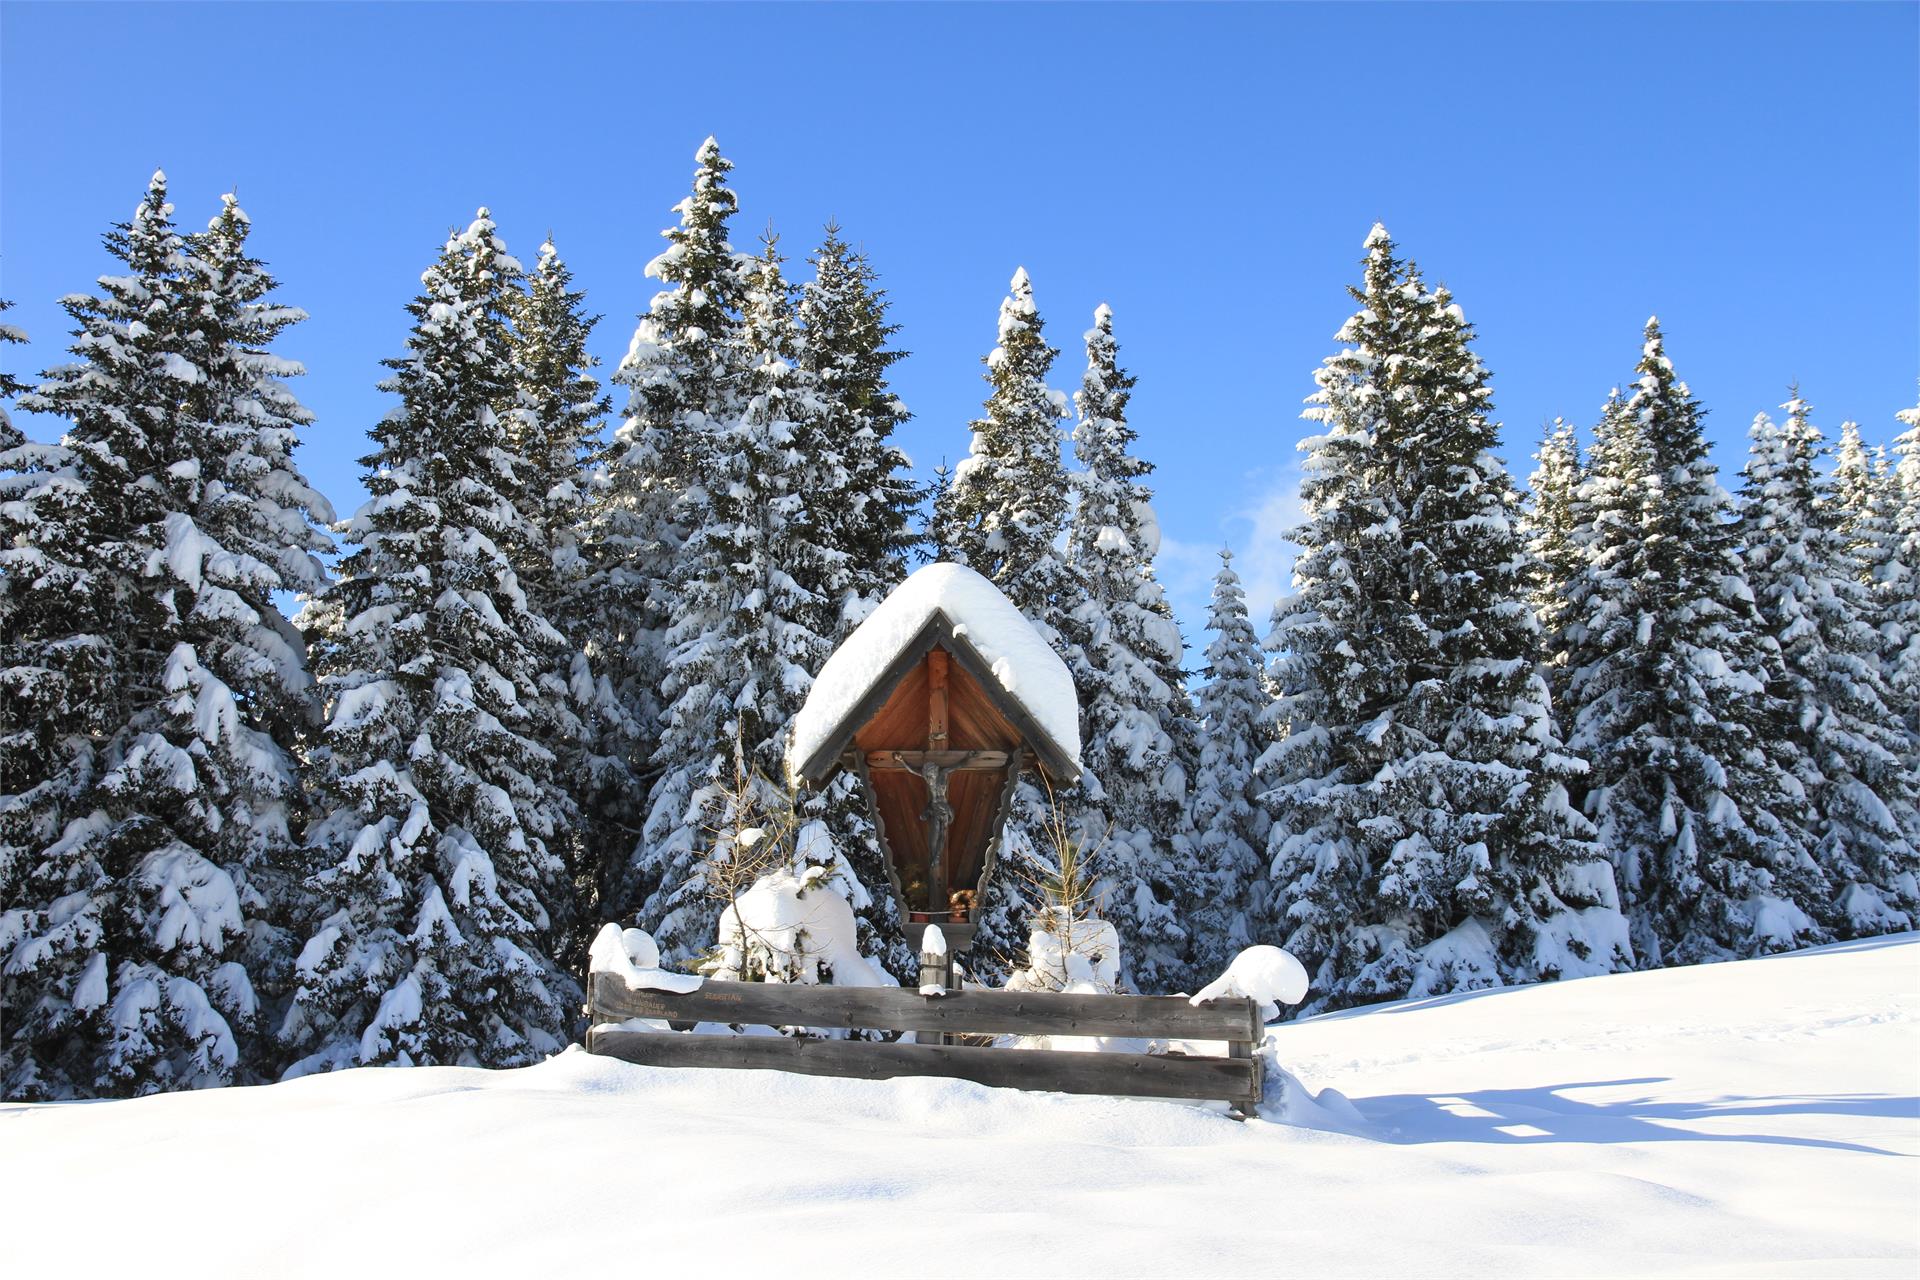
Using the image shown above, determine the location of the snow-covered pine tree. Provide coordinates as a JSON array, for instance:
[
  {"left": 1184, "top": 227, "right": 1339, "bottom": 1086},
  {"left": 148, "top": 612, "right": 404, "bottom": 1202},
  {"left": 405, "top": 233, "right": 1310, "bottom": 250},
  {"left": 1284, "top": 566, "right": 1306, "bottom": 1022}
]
[
  {"left": 507, "top": 238, "right": 606, "bottom": 634},
  {"left": 1885, "top": 396, "right": 1920, "bottom": 743},
  {"left": 169, "top": 193, "right": 338, "bottom": 1069},
  {"left": 942, "top": 269, "right": 1087, "bottom": 980},
  {"left": 0, "top": 295, "right": 46, "bottom": 1088},
  {"left": 1064, "top": 304, "right": 1200, "bottom": 991},
  {"left": 926, "top": 459, "right": 960, "bottom": 564},
  {"left": 3, "top": 187, "right": 196, "bottom": 1049},
  {"left": 636, "top": 237, "right": 842, "bottom": 965},
  {"left": 285, "top": 210, "right": 577, "bottom": 1074},
  {"left": 505, "top": 236, "right": 635, "bottom": 970},
  {"left": 1527, "top": 417, "right": 1586, "bottom": 705},
  {"left": 793, "top": 224, "right": 920, "bottom": 978},
  {"left": 2, "top": 175, "right": 325, "bottom": 1097},
  {"left": 1833, "top": 421, "right": 1898, "bottom": 596},
  {"left": 1263, "top": 225, "right": 1628, "bottom": 1014},
  {"left": 946, "top": 270, "right": 1077, "bottom": 623},
  {"left": 1738, "top": 396, "right": 1917, "bottom": 937},
  {"left": 1561, "top": 320, "right": 1819, "bottom": 965},
  {"left": 1186, "top": 549, "right": 1275, "bottom": 977},
  {"left": 796, "top": 222, "right": 918, "bottom": 626},
  {"left": 0, "top": 297, "right": 26, "bottom": 450},
  {"left": 1833, "top": 420, "right": 1907, "bottom": 752},
  {"left": 592, "top": 136, "right": 750, "bottom": 920},
  {"left": 1, "top": 290, "right": 119, "bottom": 1085}
]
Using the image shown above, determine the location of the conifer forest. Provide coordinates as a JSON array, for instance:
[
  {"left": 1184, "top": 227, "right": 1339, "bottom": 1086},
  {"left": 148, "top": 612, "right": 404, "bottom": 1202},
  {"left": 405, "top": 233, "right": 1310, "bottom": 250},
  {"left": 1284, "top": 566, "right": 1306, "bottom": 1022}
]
[{"left": 5, "top": 140, "right": 1918, "bottom": 1101}]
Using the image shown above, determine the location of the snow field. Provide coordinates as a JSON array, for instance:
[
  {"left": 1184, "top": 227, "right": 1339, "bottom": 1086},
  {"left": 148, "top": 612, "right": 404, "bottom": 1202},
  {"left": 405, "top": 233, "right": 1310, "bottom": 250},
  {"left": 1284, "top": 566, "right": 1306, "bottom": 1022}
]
[{"left": 3, "top": 935, "right": 1913, "bottom": 1278}]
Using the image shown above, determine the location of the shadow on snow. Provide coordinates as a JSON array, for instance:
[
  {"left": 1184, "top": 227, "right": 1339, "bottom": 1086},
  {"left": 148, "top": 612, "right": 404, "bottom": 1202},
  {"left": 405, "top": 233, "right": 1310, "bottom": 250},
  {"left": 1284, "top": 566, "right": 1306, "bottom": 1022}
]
[{"left": 1353, "top": 1077, "right": 1917, "bottom": 1155}]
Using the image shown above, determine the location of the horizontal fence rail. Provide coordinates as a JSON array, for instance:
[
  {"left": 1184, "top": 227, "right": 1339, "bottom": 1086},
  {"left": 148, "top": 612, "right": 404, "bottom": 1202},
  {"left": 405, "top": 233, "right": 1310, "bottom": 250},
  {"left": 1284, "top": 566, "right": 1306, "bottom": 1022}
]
[
  {"left": 586, "top": 975, "right": 1265, "bottom": 1111},
  {"left": 586, "top": 1026, "right": 1259, "bottom": 1104},
  {"left": 589, "top": 973, "right": 1259, "bottom": 1041}
]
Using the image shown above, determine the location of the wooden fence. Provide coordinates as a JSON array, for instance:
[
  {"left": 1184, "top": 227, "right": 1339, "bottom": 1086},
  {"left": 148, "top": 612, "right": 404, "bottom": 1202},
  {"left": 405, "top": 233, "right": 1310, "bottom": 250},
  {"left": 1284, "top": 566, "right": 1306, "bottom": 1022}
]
[{"left": 585, "top": 973, "right": 1266, "bottom": 1115}]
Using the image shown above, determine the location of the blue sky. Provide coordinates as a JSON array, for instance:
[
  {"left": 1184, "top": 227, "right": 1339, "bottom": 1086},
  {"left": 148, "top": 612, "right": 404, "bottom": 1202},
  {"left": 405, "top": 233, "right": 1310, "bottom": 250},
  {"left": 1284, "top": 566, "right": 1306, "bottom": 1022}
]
[{"left": 3, "top": 2, "right": 1915, "bottom": 644}]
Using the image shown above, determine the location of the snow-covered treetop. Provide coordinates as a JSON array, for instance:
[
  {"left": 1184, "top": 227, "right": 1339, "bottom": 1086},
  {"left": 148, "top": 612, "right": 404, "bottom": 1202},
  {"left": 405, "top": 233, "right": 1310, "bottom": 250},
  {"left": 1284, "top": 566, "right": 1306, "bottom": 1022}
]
[
  {"left": 1364, "top": 221, "right": 1391, "bottom": 248},
  {"left": 997, "top": 267, "right": 1038, "bottom": 344},
  {"left": 1639, "top": 318, "right": 1676, "bottom": 378},
  {"left": 1896, "top": 392, "right": 1920, "bottom": 481},
  {"left": 787, "top": 561, "right": 1082, "bottom": 782},
  {"left": 1, "top": 297, "right": 32, "bottom": 445},
  {"left": 946, "top": 268, "right": 1073, "bottom": 619},
  {"left": 1893, "top": 391, "right": 1920, "bottom": 553}
]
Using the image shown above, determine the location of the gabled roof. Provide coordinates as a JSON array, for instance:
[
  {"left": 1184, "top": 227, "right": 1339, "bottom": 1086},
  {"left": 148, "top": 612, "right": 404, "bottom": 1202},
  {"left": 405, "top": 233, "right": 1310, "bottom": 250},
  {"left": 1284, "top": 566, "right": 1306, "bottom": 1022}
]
[{"left": 787, "top": 563, "right": 1081, "bottom": 786}]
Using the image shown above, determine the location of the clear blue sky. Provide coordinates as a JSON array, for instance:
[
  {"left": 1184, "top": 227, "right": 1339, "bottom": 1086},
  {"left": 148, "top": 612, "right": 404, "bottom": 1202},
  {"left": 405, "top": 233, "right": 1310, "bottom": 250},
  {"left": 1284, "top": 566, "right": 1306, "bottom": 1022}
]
[{"left": 3, "top": 2, "right": 1915, "bottom": 642}]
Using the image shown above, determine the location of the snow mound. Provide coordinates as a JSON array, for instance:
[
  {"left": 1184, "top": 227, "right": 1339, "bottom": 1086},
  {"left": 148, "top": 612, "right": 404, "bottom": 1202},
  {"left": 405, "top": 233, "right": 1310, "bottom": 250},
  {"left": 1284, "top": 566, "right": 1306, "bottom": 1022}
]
[
  {"left": 712, "top": 868, "right": 891, "bottom": 987},
  {"left": 588, "top": 923, "right": 701, "bottom": 994},
  {"left": 1256, "top": 1055, "right": 1372, "bottom": 1134},
  {"left": 1191, "top": 944, "right": 1311, "bottom": 1022},
  {"left": 787, "top": 562, "right": 1080, "bottom": 778}
]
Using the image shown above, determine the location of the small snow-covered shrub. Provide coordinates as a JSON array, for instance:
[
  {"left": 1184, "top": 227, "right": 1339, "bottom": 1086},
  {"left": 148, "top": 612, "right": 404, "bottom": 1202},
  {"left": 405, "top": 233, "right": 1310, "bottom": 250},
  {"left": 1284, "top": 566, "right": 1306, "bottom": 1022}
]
[
  {"left": 710, "top": 867, "right": 889, "bottom": 987},
  {"left": 1007, "top": 907, "right": 1122, "bottom": 994}
]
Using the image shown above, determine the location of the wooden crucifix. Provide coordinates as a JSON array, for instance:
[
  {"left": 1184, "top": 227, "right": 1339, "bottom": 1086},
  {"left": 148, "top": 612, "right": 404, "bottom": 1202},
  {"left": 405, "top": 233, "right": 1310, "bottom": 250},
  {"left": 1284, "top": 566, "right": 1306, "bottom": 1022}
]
[{"left": 786, "top": 567, "right": 1082, "bottom": 957}]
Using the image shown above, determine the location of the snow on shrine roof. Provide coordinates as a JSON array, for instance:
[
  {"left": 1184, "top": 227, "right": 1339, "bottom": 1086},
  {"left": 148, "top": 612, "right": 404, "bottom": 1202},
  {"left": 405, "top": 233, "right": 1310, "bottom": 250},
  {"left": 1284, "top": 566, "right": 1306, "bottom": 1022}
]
[{"left": 788, "top": 562, "right": 1081, "bottom": 783}]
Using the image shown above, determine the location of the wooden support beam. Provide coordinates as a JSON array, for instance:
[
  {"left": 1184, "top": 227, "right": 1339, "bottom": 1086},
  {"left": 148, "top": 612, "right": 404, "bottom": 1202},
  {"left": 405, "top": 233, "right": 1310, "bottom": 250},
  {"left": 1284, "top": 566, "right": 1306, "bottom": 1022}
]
[
  {"left": 970, "top": 745, "right": 1025, "bottom": 908},
  {"left": 849, "top": 750, "right": 910, "bottom": 922},
  {"left": 863, "top": 750, "right": 1010, "bottom": 772},
  {"left": 1224, "top": 999, "right": 1266, "bottom": 1118},
  {"left": 927, "top": 648, "right": 949, "bottom": 748},
  {"left": 587, "top": 1026, "right": 1260, "bottom": 1107}
]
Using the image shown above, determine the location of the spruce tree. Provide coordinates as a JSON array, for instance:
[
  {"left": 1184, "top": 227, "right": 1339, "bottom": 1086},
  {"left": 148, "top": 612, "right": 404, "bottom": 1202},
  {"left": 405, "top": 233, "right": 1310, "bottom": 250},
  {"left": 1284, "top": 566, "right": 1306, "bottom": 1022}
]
[
  {"left": 1885, "top": 397, "right": 1920, "bottom": 742},
  {"left": 635, "top": 237, "right": 840, "bottom": 965},
  {"left": 926, "top": 460, "right": 960, "bottom": 564},
  {"left": 794, "top": 224, "right": 920, "bottom": 977},
  {"left": 0, "top": 297, "right": 26, "bottom": 450},
  {"left": 1561, "top": 321, "right": 1818, "bottom": 964},
  {"left": 1187, "top": 550, "right": 1275, "bottom": 977},
  {"left": 506, "top": 237, "right": 634, "bottom": 970},
  {"left": 2, "top": 175, "right": 325, "bottom": 1096},
  {"left": 171, "top": 194, "right": 339, "bottom": 1069},
  {"left": 1527, "top": 417, "right": 1585, "bottom": 706},
  {"left": 1834, "top": 420, "right": 1906, "bottom": 752},
  {"left": 507, "top": 238, "right": 607, "bottom": 634},
  {"left": 1738, "top": 396, "right": 1917, "bottom": 936},
  {"left": 286, "top": 210, "right": 576, "bottom": 1074},
  {"left": 1833, "top": 422, "right": 1898, "bottom": 595},
  {"left": 946, "top": 269, "right": 1078, "bottom": 624},
  {"left": 1265, "top": 225, "right": 1628, "bottom": 1014},
  {"left": 796, "top": 223, "right": 918, "bottom": 626},
  {"left": 942, "top": 269, "right": 1086, "bottom": 980},
  {"left": 1064, "top": 304, "right": 1200, "bottom": 990},
  {"left": 592, "top": 137, "right": 749, "bottom": 920}
]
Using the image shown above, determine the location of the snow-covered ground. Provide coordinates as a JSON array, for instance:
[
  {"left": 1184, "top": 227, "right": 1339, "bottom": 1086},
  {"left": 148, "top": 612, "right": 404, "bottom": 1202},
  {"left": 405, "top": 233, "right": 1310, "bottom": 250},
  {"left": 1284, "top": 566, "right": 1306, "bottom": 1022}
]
[{"left": 5, "top": 936, "right": 1915, "bottom": 1278}]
